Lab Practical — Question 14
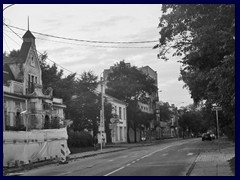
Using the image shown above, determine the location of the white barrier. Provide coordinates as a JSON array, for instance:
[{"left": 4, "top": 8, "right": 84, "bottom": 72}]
[{"left": 3, "top": 128, "right": 70, "bottom": 167}]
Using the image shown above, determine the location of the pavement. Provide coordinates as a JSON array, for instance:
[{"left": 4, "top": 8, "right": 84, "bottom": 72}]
[
  {"left": 4, "top": 137, "right": 235, "bottom": 176},
  {"left": 188, "top": 137, "right": 235, "bottom": 176}
]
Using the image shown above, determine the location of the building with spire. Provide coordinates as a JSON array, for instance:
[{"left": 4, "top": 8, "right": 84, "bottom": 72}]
[{"left": 3, "top": 29, "right": 66, "bottom": 131}]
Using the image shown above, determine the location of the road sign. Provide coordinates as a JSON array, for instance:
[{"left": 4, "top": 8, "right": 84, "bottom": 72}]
[{"left": 212, "top": 107, "right": 222, "bottom": 111}]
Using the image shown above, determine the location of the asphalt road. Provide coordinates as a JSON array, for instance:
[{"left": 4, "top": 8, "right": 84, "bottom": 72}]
[{"left": 22, "top": 138, "right": 216, "bottom": 176}]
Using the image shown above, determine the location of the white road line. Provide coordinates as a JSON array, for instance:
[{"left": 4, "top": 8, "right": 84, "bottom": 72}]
[
  {"left": 104, "top": 141, "right": 192, "bottom": 176},
  {"left": 187, "top": 153, "right": 194, "bottom": 156},
  {"left": 104, "top": 167, "right": 125, "bottom": 176}
]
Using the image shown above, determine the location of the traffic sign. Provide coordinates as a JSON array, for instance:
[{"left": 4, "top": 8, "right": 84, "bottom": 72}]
[{"left": 212, "top": 107, "right": 222, "bottom": 111}]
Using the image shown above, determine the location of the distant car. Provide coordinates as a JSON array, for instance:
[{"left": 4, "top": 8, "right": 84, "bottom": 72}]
[
  {"left": 210, "top": 134, "right": 216, "bottom": 140},
  {"left": 202, "top": 133, "right": 212, "bottom": 141}
]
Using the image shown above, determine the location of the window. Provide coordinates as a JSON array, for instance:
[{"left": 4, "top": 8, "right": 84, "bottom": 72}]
[
  {"left": 35, "top": 77, "right": 37, "bottom": 84},
  {"left": 119, "top": 107, "right": 122, "bottom": 119},
  {"left": 30, "top": 56, "right": 35, "bottom": 67},
  {"left": 123, "top": 108, "right": 126, "bottom": 120}
]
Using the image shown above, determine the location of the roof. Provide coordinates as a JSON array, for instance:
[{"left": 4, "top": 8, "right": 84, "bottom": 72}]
[
  {"left": 3, "top": 63, "right": 16, "bottom": 84},
  {"left": 18, "top": 41, "right": 32, "bottom": 63},
  {"left": 3, "top": 42, "right": 32, "bottom": 65},
  {"left": 22, "top": 30, "right": 35, "bottom": 39}
]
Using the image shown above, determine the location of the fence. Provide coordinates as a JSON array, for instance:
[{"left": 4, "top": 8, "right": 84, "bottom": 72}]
[{"left": 3, "top": 127, "right": 70, "bottom": 167}]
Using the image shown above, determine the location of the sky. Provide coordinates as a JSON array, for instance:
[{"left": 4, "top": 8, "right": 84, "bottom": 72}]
[{"left": 3, "top": 4, "right": 193, "bottom": 107}]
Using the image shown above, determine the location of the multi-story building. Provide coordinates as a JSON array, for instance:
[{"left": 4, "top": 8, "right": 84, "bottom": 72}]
[
  {"left": 95, "top": 84, "right": 127, "bottom": 143},
  {"left": 3, "top": 29, "right": 66, "bottom": 131}
]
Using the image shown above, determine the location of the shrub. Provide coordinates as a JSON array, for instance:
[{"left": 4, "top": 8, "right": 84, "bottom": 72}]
[{"left": 67, "top": 128, "right": 93, "bottom": 147}]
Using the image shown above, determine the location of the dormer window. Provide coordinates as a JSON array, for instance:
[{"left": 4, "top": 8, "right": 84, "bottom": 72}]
[{"left": 30, "top": 56, "right": 35, "bottom": 67}]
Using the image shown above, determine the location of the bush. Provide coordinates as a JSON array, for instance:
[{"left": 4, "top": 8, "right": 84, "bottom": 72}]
[{"left": 67, "top": 129, "right": 93, "bottom": 148}]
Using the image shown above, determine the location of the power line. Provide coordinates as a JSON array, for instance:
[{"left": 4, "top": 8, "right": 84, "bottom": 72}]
[
  {"left": 3, "top": 33, "right": 11, "bottom": 52},
  {"left": 3, "top": 29, "right": 155, "bottom": 49},
  {"left": 4, "top": 24, "right": 159, "bottom": 44},
  {"left": 3, "top": 4, "right": 15, "bottom": 11},
  {"left": 4, "top": 22, "right": 77, "bottom": 75}
]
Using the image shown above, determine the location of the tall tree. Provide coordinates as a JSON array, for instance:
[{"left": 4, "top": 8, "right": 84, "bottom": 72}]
[
  {"left": 106, "top": 61, "right": 157, "bottom": 142},
  {"left": 156, "top": 4, "right": 235, "bottom": 140}
]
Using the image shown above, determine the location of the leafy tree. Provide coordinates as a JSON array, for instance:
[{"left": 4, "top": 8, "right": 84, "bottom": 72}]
[
  {"left": 104, "top": 102, "right": 114, "bottom": 143},
  {"left": 106, "top": 61, "right": 158, "bottom": 142},
  {"left": 39, "top": 52, "right": 64, "bottom": 93},
  {"left": 158, "top": 102, "right": 173, "bottom": 122},
  {"left": 156, "top": 4, "right": 235, "bottom": 140},
  {"left": 68, "top": 71, "right": 100, "bottom": 134}
]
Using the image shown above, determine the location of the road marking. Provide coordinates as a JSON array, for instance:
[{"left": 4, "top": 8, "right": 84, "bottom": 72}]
[
  {"left": 187, "top": 153, "right": 194, "bottom": 156},
  {"left": 161, "top": 153, "right": 168, "bottom": 156},
  {"left": 104, "top": 140, "right": 193, "bottom": 176},
  {"left": 108, "top": 159, "right": 114, "bottom": 162},
  {"left": 104, "top": 167, "right": 125, "bottom": 176}
]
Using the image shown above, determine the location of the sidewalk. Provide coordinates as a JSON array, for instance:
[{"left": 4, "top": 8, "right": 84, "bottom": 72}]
[{"left": 189, "top": 138, "right": 235, "bottom": 176}]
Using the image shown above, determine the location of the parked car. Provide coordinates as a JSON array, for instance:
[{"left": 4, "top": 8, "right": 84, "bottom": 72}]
[
  {"left": 210, "top": 133, "right": 216, "bottom": 140},
  {"left": 202, "top": 133, "right": 212, "bottom": 141}
]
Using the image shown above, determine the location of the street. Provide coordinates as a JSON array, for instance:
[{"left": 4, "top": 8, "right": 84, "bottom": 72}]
[{"left": 21, "top": 138, "right": 221, "bottom": 176}]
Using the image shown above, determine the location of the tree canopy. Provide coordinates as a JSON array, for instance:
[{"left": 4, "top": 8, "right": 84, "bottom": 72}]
[
  {"left": 156, "top": 4, "right": 235, "bottom": 140},
  {"left": 106, "top": 61, "right": 158, "bottom": 142}
]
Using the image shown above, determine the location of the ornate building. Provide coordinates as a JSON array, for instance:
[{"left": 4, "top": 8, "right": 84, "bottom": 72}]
[{"left": 3, "top": 29, "right": 66, "bottom": 131}]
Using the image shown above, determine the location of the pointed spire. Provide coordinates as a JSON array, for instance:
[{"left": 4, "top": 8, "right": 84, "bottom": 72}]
[{"left": 28, "top": 16, "right": 29, "bottom": 30}]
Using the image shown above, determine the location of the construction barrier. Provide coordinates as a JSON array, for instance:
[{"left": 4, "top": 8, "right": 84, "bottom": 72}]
[{"left": 3, "top": 128, "right": 70, "bottom": 167}]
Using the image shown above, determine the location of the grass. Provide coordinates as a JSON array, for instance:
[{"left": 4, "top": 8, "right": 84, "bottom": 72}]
[{"left": 228, "top": 157, "right": 235, "bottom": 175}]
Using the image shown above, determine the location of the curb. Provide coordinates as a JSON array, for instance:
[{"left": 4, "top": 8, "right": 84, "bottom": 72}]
[{"left": 186, "top": 152, "right": 200, "bottom": 176}]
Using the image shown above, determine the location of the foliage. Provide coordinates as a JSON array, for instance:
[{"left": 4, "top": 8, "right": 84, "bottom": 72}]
[
  {"left": 104, "top": 102, "right": 114, "bottom": 143},
  {"left": 106, "top": 61, "right": 157, "bottom": 142},
  {"left": 158, "top": 102, "right": 173, "bottom": 122},
  {"left": 178, "top": 109, "right": 205, "bottom": 135},
  {"left": 106, "top": 61, "right": 157, "bottom": 102},
  {"left": 67, "top": 72, "right": 100, "bottom": 134},
  {"left": 67, "top": 128, "right": 93, "bottom": 147},
  {"left": 157, "top": 4, "right": 235, "bottom": 140},
  {"left": 39, "top": 52, "right": 64, "bottom": 93}
]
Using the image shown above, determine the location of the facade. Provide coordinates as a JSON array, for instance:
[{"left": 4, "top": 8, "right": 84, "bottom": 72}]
[
  {"left": 95, "top": 84, "right": 127, "bottom": 143},
  {"left": 106, "top": 95, "right": 127, "bottom": 143},
  {"left": 3, "top": 30, "right": 66, "bottom": 131}
]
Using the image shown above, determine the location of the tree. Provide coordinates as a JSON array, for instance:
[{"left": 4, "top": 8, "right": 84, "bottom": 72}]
[
  {"left": 158, "top": 102, "right": 173, "bottom": 122},
  {"left": 156, "top": 4, "right": 235, "bottom": 140},
  {"left": 106, "top": 61, "right": 158, "bottom": 142},
  {"left": 104, "top": 102, "right": 114, "bottom": 143},
  {"left": 68, "top": 71, "right": 100, "bottom": 135},
  {"left": 39, "top": 52, "right": 64, "bottom": 93}
]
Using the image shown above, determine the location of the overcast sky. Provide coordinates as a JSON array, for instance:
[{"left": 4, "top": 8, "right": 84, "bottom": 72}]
[{"left": 3, "top": 4, "right": 193, "bottom": 107}]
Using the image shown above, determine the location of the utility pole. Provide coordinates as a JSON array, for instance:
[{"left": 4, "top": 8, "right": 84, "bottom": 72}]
[
  {"left": 100, "top": 77, "right": 105, "bottom": 152},
  {"left": 212, "top": 105, "right": 222, "bottom": 152}
]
